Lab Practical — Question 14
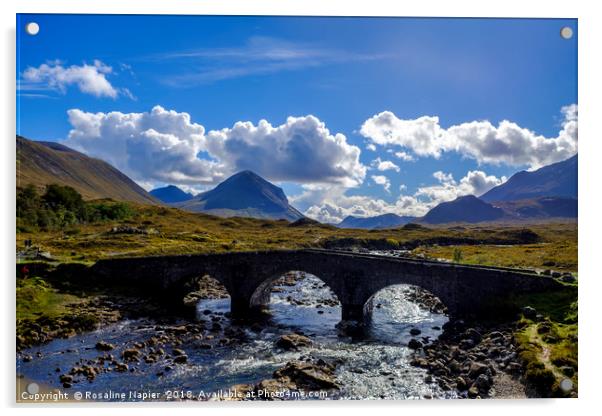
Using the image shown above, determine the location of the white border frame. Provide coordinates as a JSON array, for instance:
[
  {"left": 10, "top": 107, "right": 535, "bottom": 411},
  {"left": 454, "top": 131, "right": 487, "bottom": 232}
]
[{"left": 2, "top": 1, "right": 600, "bottom": 416}]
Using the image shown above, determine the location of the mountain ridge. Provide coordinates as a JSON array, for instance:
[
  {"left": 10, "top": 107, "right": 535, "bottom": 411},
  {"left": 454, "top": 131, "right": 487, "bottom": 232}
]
[
  {"left": 16, "top": 136, "right": 159, "bottom": 205},
  {"left": 420, "top": 195, "right": 506, "bottom": 224},
  {"left": 481, "top": 155, "right": 577, "bottom": 202},
  {"left": 177, "top": 170, "right": 304, "bottom": 221}
]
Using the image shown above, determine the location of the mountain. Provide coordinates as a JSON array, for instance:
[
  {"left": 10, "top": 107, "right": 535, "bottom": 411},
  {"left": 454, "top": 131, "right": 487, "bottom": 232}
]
[
  {"left": 177, "top": 170, "right": 304, "bottom": 221},
  {"left": 495, "top": 196, "right": 577, "bottom": 219},
  {"left": 16, "top": 136, "right": 158, "bottom": 204},
  {"left": 421, "top": 195, "right": 505, "bottom": 224},
  {"left": 481, "top": 155, "right": 577, "bottom": 202},
  {"left": 338, "top": 213, "right": 415, "bottom": 229},
  {"left": 150, "top": 185, "right": 194, "bottom": 203}
]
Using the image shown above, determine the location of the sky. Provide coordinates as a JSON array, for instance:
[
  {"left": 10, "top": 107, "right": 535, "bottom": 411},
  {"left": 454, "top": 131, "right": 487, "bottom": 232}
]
[{"left": 16, "top": 14, "right": 577, "bottom": 223}]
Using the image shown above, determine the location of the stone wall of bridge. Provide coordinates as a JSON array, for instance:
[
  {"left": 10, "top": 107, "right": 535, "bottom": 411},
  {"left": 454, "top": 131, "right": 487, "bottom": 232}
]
[{"left": 90, "top": 249, "right": 565, "bottom": 321}]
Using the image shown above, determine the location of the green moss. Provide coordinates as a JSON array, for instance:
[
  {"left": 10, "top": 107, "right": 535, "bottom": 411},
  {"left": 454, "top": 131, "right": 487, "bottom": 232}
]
[
  {"left": 512, "top": 288, "right": 578, "bottom": 397},
  {"left": 16, "top": 276, "right": 81, "bottom": 321}
]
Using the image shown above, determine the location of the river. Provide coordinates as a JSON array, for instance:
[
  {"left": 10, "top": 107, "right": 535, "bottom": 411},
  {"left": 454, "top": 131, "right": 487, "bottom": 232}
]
[{"left": 17, "top": 271, "right": 454, "bottom": 401}]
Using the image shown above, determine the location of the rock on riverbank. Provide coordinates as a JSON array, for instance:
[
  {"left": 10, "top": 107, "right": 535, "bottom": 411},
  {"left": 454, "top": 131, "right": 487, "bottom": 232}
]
[
  {"left": 222, "top": 358, "right": 340, "bottom": 401},
  {"left": 409, "top": 319, "right": 525, "bottom": 398}
]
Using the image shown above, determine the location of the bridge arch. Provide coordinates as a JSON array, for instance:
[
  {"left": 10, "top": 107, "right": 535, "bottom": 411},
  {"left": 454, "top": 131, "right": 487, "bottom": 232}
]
[
  {"left": 248, "top": 270, "right": 342, "bottom": 316},
  {"left": 361, "top": 283, "right": 448, "bottom": 323}
]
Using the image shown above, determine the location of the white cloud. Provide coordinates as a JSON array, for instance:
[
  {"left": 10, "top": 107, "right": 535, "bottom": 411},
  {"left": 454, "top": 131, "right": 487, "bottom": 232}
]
[
  {"left": 360, "top": 113, "right": 446, "bottom": 157},
  {"left": 65, "top": 106, "right": 217, "bottom": 184},
  {"left": 63, "top": 106, "right": 366, "bottom": 188},
  {"left": 360, "top": 105, "right": 578, "bottom": 169},
  {"left": 432, "top": 171, "right": 454, "bottom": 184},
  {"left": 366, "top": 143, "right": 377, "bottom": 151},
  {"left": 371, "top": 175, "right": 391, "bottom": 193},
  {"left": 371, "top": 157, "right": 400, "bottom": 172},
  {"left": 415, "top": 170, "right": 506, "bottom": 204},
  {"left": 394, "top": 151, "right": 415, "bottom": 161},
  {"left": 22, "top": 60, "right": 122, "bottom": 98},
  {"left": 302, "top": 169, "right": 506, "bottom": 223},
  {"left": 205, "top": 115, "right": 365, "bottom": 187}
]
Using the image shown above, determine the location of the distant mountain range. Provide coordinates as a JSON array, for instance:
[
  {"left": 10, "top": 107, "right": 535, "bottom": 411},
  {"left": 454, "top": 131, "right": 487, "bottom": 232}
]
[
  {"left": 16, "top": 136, "right": 158, "bottom": 204},
  {"left": 338, "top": 155, "right": 578, "bottom": 227},
  {"left": 16, "top": 135, "right": 577, "bottom": 225},
  {"left": 150, "top": 185, "right": 194, "bottom": 203},
  {"left": 338, "top": 213, "right": 415, "bottom": 229},
  {"left": 176, "top": 170, "right": 304, "bottom": 221},
  {"left": 416, "top": 155, "right": 577, "bottom": 225}
]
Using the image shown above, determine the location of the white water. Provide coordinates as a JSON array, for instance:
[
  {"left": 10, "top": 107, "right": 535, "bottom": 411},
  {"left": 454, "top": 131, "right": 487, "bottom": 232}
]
[{"left": 17, "top": 273, "right": 453, "bottom": 400}]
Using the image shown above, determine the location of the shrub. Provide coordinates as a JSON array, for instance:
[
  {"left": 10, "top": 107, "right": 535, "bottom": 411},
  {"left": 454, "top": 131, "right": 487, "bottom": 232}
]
[
  {"left": 17, "top": 184, "right": 133, "bottom": 230},
  {"left": 453, "top": 247, "right": 463, "bottom": 263}
]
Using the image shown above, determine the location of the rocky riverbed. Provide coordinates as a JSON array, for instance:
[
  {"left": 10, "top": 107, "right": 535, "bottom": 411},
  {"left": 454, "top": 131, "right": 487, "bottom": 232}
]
[{"left": 16, "top": 269, "right": 528, "bottom": 401}]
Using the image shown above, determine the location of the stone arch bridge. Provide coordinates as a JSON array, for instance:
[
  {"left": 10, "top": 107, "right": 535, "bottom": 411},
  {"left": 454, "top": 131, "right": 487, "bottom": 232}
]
[{"left": 90, "top": 249, "right": 563, "bottom": 321}]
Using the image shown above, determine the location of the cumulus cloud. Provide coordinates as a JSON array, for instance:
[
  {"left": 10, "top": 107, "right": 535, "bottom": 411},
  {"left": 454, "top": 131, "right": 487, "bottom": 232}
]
[
  {"left": 414, "top": 170, "right": 506, "bottom": 204},
  {"left": 360, "top": 105, "right": 578, "bottom": 169},
  {"left": 205, "top": 115, "right": 366, "bottom": 186},
  {"left": 22, "top": 60, "right": 122, "bottom": 98},
  {"left": 63, "top": 106, "right": 366, "bottom": 188},
  {"left": 302, "top": 169, "right": 506, "bottom": 223},
  {"left": 371, "top": 175, "right": 391, "bottom": 193},
  {"left": 371, "top": 157, "right": 400, "bottom": 172},
  {"left": 394, "top": 151, "right": 415, "bottom": 161},
  {"left": 64, "top": 106, "right": 217, "bottom": 184},
  {"left": 300, "top": 187, "right": 427, "bottom": 224}
]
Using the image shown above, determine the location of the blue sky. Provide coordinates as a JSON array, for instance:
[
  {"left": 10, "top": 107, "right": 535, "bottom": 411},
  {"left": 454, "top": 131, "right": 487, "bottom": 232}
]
[{"left": 16, "top": 14, "right": 577, "bottom": 222}]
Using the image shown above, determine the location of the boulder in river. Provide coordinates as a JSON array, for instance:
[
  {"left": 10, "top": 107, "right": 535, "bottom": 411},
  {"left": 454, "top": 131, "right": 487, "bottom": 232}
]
[
  {"left": 122, "top": 349, "right": 140, "bottom": 361},
  {"left": 276, "top": 334, "right": 312, "bottom": 350},
  {"left": 174, "top": 354, "right": 188, "bottom": 364},
  {"left": 408, "top": 339, "right": 423, "bottom": 350},
  {"left": 95, "top": 341, "right": 115, "bottom": 351},
  {"left": 273, "top": 361, "right": 339, "bottom": 390}
]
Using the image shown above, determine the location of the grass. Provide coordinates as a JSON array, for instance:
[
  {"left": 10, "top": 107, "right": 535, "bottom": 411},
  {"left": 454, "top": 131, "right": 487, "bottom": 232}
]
[
  {"left": 16, "top": 276, "right": 81, "bottom": 321},
  {"left": 413, "top": 240, "right": 577, "bottom": 271},
  {"left": 16, "top": 202, "right": 578, "bottom": 269}
]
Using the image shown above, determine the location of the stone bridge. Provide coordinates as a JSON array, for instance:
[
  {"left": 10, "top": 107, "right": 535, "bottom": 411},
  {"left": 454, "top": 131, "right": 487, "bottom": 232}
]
[{"left": 90, "top": 249, "right": 564, "bottom": 321}]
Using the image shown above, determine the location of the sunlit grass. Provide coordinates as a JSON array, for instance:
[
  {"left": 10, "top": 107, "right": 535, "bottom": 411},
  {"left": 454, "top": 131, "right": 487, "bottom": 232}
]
[{"left": 16, "top": 276, "right": 81, "bottom": 321}]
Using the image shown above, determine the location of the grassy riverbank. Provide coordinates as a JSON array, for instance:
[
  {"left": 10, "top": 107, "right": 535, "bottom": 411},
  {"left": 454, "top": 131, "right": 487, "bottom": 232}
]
[
  {"left": 513, "top": 288, "right": 578, "bottom": 397},
  {"left": 16, "top": 275, "right": 103, "bottom": 350}
]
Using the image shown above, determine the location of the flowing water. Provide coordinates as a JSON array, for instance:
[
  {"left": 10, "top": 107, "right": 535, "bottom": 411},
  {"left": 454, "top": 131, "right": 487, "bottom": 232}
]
[{"left": 17, "top": 272, "right": 453, "bottom": 401}]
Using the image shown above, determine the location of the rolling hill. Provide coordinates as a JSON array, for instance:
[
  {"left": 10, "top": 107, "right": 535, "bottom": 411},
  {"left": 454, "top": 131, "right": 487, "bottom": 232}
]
[
  {"left": 16, "top": 135, "right": 158, "bottom": 204},
  {"left": 177, "top": 170, "right": 304, "bottom": 221}
]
